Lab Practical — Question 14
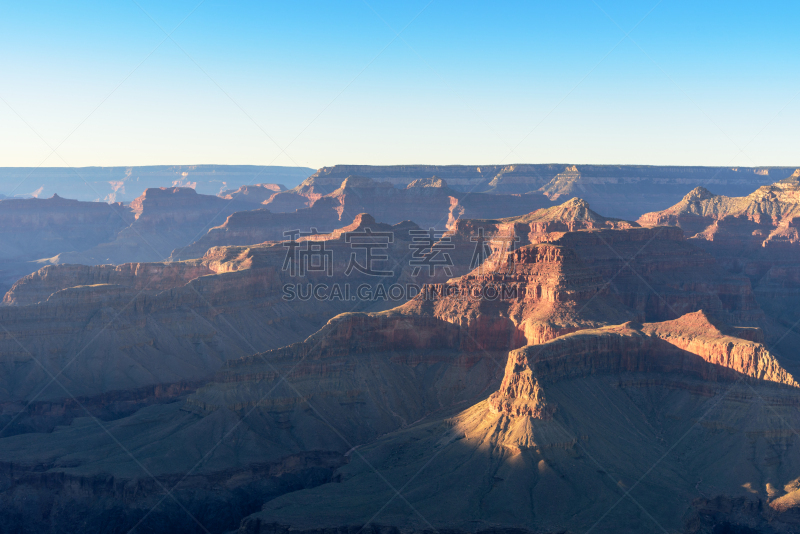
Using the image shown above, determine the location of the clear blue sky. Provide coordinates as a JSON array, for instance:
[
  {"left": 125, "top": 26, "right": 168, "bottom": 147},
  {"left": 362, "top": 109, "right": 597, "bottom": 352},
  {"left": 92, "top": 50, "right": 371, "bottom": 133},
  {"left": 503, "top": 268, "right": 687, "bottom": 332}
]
[{"left": 1, "top": 0, "right": 798, "bottom": 169}]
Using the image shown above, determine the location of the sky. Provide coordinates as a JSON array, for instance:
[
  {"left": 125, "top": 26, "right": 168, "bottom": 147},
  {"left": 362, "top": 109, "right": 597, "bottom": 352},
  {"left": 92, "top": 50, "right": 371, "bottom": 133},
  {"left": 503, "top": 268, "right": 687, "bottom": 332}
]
[{"left": 1, "top": 0, "right": 798, "bottom": 169}]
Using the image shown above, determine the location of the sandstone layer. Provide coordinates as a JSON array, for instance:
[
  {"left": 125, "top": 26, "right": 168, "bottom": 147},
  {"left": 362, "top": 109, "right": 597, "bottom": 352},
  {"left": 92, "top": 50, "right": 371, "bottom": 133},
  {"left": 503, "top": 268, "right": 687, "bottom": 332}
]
[
  {"left": 446, "top": 199, "right": 764, "bottom": 330},
  {"left": 489, "top": 311, "right": 796, "bottom": 422}
]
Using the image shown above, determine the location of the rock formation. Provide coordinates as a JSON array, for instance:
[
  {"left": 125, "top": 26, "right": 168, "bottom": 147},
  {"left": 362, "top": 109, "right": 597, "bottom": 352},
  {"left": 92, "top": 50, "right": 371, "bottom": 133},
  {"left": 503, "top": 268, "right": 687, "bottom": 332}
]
[
  {"left": 218, "top": 183, "right": 287, "bottom": 203},
  {"left": 489, "top": 311, "right": 796, "bottom": 421},
  {"left": 638, "top": 173, "right": 800, "bottom": 358},
  {"left": 444, "top": 199, "right": 763, "bottom": 329},
  {"left": 55, "top": 187, "right": 258, "bottom": 266},
  {"left": 0, "top": 194, "right": 131, "bottom": 289},
  {"left": 171, "top": 176, "right": 554, "bottom": 261},
  {"left": 401, "top": 242, "right": 637, "bottom": 349},
  {"left": 0, "top": 187, "right": 290, "bottom": 291},
  {"left": 264, "top": 174, "right": 554, "bottom": 227},
  {"left": 638, "top": 172, "right": 800, "bottom": 250},
  {"left": 168, "top": 199, "right": 343, "bottom": 261},
  {"left": 303, "top": 164, "right": 796, "bottom": 219}
]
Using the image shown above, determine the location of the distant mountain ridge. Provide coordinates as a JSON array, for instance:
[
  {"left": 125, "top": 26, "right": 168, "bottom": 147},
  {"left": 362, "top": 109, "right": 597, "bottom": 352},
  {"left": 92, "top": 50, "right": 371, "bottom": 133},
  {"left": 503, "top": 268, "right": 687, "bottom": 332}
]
[
  {"left": 0, "top": 165, "right": 315, "bottom": 203},
  {"left": 2, "top": 163, "right": 795, "bottom": 221},
  {"left": 306, "top": 164, "right": 799, "bottom": 219},
  {"left": 308, "top": 163, "right": 798, "bottom": 189}
]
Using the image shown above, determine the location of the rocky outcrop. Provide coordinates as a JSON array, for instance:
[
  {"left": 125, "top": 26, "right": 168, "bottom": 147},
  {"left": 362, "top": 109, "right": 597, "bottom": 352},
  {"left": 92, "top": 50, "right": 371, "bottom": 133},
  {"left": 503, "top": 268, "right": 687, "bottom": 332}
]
[
  {"left": 489, "top": 311, "right": 797, "bottom": 421},
  {"left": 0, "top": 185, "right": 310, "bottom": 291},
  {"left": 638, "top": 176, "right": 800, "bottom": 341},
  {"left": 168, "top": 199, "right": 342, "bottom": 260},
  {"left": 219, "top": 183, "right": 287, "bottom": 203},
  {"left": 53, "top": 187, "right": 260, "bottom": 266},
  {"left": 638, "top": 186, "right": 719, "bottom": 236},
  {"left": 402, "top": 242, "right": 636, "bottom": 349},
  {"left": 640, "top": 311, "right": 789, "bottom": 382},
  {"left": 237, "top": 299, "right": 800, "bottom": 534},
  {"left": 269, "top": 174, "right": 553, "bottom": 228},
  {"left": 474, "top": 197, "right": 639, "bottom": 243},
  {"left": 638, "top": 176, "right": 800, "bottom": 248},
  {"left": 129, "top": 187, "right": 253, "bottom": 225},
  {"left": 446, "top": 202, "right": 763, "bottom": 327},
  {"left": 443, "top": 197, "right": 639, "bottom": 265},
  {"left": 188, "top": 309, "right": 503, "bottom": 423},
  {"left": 534, "top": 165, "right": 800, "bottom": 220},
  {"left": 241, "top": 339, "right": 800, "bottom": 534},
  {"left": 184, "top": 240, "right": 643, "bottom": 435},
  {"left": 550, "top": 227, "right": 764, "bottom": 325},
  {"left": 447, "top": 190, "right": 554, "bottom": 229},
  {"left": 325, "top": 176, "right": 450, "bottom": 228}
]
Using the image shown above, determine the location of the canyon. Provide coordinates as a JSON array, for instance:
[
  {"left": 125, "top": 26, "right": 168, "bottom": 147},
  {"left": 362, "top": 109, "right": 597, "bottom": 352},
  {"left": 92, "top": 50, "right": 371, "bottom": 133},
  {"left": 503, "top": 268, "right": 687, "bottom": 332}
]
[{"left": 0, "top": 166, "right": 797, "bottom": 532}]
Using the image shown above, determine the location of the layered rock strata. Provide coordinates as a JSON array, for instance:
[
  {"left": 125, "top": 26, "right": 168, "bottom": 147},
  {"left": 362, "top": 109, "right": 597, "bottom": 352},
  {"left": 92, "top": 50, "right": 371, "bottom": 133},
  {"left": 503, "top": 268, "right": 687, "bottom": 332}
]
[
  {"left": 489, "top": 311, "right": 797, "bottom": 420},
  {"left": 239, "top": 309, "right": 800, "bottom": 534},
  {"left": 0, "top": 214, "right": 472, "bottom": 406},
  {"left": 638, "top": 174, "right": 800, "bottom": 342},
  {"left": 0, "top": 194, "right": 132, "bottom": 289},
  {"left": 55, "top": 187, "right": 258, "bottom": 266},
  {"left": 304, "top": 164, "right": 795, "bottom": 219},
  {"left": 446, "top": 200, "right": 763, "bottom": 327}
]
